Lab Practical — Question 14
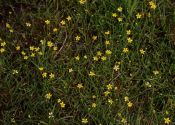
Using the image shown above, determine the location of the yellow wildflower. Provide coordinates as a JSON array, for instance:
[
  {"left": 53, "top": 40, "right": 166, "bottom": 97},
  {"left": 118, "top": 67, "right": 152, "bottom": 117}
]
[
  {"left": 75, "top": 35, "right": 81, "bottom": 41},
  {"left": 45, "top": 92, "right": 52, "bottom": 99},
  {"left": 106, "top": 84, "right": 113, "bottom": 90},
  {"left": 77, "top": 83, "right": 83, "bottom": 89},
  {"left": 105, "top": 40, "right": 110, "bottom": 45},
  {"left": 126, "top": 30, "right": 131, "bottom": 35},
  {"left": 66, "top": 16, "right": 72, "bottom": 21},
  {"left": 1, "top": 42, "right": 6, "bottom": 47},
  {"left": 0, "top": 48, "right": 5, "bottom": 53},
  {"left": 105, "top": 31, "right": 110, "bottom": 35},
  {"left": 16, "top": 45, "right": 20, "bottom": 51},
  {"left": 49, "top": 73, "right": 55, "bottom": 79},
  {"left": 117, "top": 17, "right": 123, "bottom": 22},
  {"left": 75, "top": 55, "right": 80, "bottom": 60},
  {"left": 112, "top": 13, "right": 117, "bottom": 17},
  {"left": 127, "top": 101, "right": 133, "bottom": 108},
  {"left": 60, "top": 20, "right": 66, "bottom": 25},
  {"left": 82, "top": 118, "right": 88, "bottom": 124},
  {"left": 123, "top": 48, "right": 129, "bottom": 53},
  {"left": 101, "top": 56, "right": 107, "bottom": 61},
  {"left": 164, "top": 117, "right": 171, "bottom": 124},
  {"left": 47, "top": 41, "right": 54, "bottom": 47},
  {"left": 105, "top": 50, "right": 112, "bottom": 55},
  {"left": 92, "top": 35, "right": 97, "bottom": 41},
  {"left": 136, "top": 13, "right": 142, "bottom": 19},
  {"left": 60, "top": 101, "right": 65, "bottom": 108},
  {"left": 45, "top": 20, "right": 50, "bottom": 25},
  {"left": 149, "top": 1, "right": 157, "bottom": 10},
  {"left": 42, "top": 72, "right": 47, "bottom": 78},
  {"left": 127, "top": 37, "right": 133, "bottom": 43},
  {"left": 117, "top": 7, "right": 123, "bottom": 12},
  {"left": 140, "top": 49, "right": 145, "bottom": 55},
  {"left": 53, "top": 28, "right": 58, "bottom": 32},
  {"left": 89, "top": 71, "right": 95, "bottom": 76}
]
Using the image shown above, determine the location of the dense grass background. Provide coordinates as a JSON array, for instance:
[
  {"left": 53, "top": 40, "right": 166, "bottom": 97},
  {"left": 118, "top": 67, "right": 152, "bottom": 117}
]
[{"left": 0, "top": 0, "right": 175, "bottom": 124}]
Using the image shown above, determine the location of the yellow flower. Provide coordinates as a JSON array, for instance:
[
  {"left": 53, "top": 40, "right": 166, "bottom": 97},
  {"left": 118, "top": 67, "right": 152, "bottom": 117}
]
[
  {"left": 149, "top": 1, "right": 157, "bottom": 10},
  {"left": 53, "top": 28, "right": 58, "bottom": 32},
  {"left": 105, "top": 40, "right": 110, "bottom": 45},
  {"left": 60, "top": 101, "right": 65, "bottom": 108},
  {"left": 136, "top": 13, "right": 142, "bottom": 19},
  {"left": 124, "top": 96, "right": 129, "bottom": 102},
  {"left": 121, "top": 118, "right": 127, "bottom": 124},
  {"left": 113, "top": 65, "right": 120, "bottom": 71},
  {"left": 164, "top": 117, "right": 171, "bottom": 124},
  {"left": 69, "top": 68, "right": 73, "bottom": 73},
  {"left": 21, "top": 51, "right": 26, "bottom": 55},
  {"left": 49, "top": 73, "right": 55, "bottom": 79},
  {"left": 57, "top": 99, "right": 61, "bottom": 103},
  {"left": 92, "top": 103, "right": 96, "bottom": 108},
  {"left": 140, "top": 49, "right": 145, "bottom": 55},
  {"left": 123, "top": 48, "right": 129, "bottom": 53},
  {"left": 89, "top": 71, "right": 95, "bottom": 76},
  {"left": 48, "top": 112, "right": 54, "bottom": 118},
  {"left": 108, "top": 99, "right": 113, "bottom": 104},
  {"left": 104, "top": 91, "right": 110, "bottom": 96},
  {"left": 75, "top": 55, "right": 80, "bottom": 60},
  {"left": 153, "top": 70, "right": 159, "bottom": 75},
  {"left": 0, "top": 48, "right": 5, "bottom": 53},
  {"left": 117, "top": 7, "right": 123, "bottom": 12},
  {"left": 79, "top": 0, "right": 86, "bottom": 4},
  {"left": 92, "top": 95, "right": 96, "bottom": 99},
  {"left": 12, "top": 70, "right": 18, "bottom": 74},
  {"left": 106, "top": 84, "right": 113, "bottom": 90},
  {"left": 84, "top": 55, "right": 88, "bottom": 59},
  {"left": 112, "top": 13, "right": 117, "bottom": 17},
  {"left": 16, "top": 45, "right": 20, "bottom": 51},
  {"left": 45, "top": 20, "right": 50, "bottom": 25},
  {"left": 101, "top": 56, "right": 107, "bottom": 61},
  {"left": 9, "top": 29, "right": 14, "bottom": 33},
  {"left": 53, "top": 46, "right": 58, "bottom": 51},
  {"left": 66, "top": 16, "right": 72, "bottom": 21},
  {"left": 24, "top": 56, "right": 28, "bottom": 60},
  {"left": 34, "top": 47, "right": 40, "bottom": 52},
  {"left": 6, "top": 23, "right": 11, "bottom": 28},
  {"left": 60, "top": 20, "right": 66, "bottom": 25},
  {"left": 1, "top": 42, "right": 6, "bottom": 47},
  {"left": 29, "top": 46, "right": 35, "bottom": 51},
  {"left": 77, "top": 83, "right": 83, "bottom": 89},
  {"left": 105, "top": 31, "right": 110, "bottom": 35},
  {"left": 127, "top": 101, "right": 133, "bottom": 108},
  {"left": 97, "top": 51, "right": 102, "bottom": 56},
  {"left": 126, "top": 30, "right": 131, "bottom": 35},
  {"left": 127, "top": 37, "right": 133, "bottom": 43},
  {"left": 31, "top": 53, "right": 35, "bottom": 57},
  {"left": 92, "top": 35, "right": 97, "bottom": 41},
  {"left": 39, "top": 67, "right": 44, "bottom": 71},
  {"left": 93, "top": 56, "right": 99, "bottom": 61},
  {"left": 75, "top": 35, "right": 81, "bottom": 41},
  {"left": 82, "top": 118, "right": 88, "bottom": 124},
  {"left": 145, "top": 82, "right": 152, "bottom": 88},
  {"left": 47, "top": 41, "right": 54, "bottom": 47},
  {"left": 26, "top": 22, "right": 31, "bottom": 27},
  {"left": 42, "top": 72, "right": 47, "bottom": 78},
  {"left": 45, "top": 92, "right": 52, "bottom": 99},
  {"left": 117, "top": 17, "right": 123, "bottom": 22},
  {"left": 105, "top": 50, "right": 112, "bottom": 55}
]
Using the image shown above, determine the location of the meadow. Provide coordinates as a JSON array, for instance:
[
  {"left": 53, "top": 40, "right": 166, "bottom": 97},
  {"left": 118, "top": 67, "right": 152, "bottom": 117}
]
[{"left": 0, "top": 0, "right": 175, "bottom": 124}]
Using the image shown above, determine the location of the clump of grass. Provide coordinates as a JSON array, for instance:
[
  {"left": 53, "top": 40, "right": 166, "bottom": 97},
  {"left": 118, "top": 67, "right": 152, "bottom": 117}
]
[{"left": 0, "top": 0, "right": 175, "bottom": 124}]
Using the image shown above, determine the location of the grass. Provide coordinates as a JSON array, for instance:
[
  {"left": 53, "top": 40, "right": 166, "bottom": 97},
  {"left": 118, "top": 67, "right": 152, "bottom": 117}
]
[{"left": 0, "top": 0, "right": 175, "bottom": 124}]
